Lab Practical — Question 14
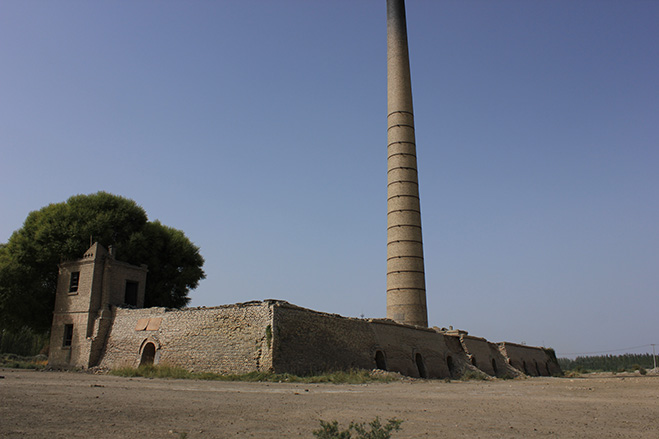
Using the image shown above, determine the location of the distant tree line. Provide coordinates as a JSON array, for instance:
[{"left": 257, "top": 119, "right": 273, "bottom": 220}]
[{"left": 559, "top": 353, "right": 656, "bottom": 372}]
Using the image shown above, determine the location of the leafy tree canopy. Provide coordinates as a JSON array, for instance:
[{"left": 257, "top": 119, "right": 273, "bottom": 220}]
[{"left": 0, "top": 192, "right": 205, "bottom": 333}]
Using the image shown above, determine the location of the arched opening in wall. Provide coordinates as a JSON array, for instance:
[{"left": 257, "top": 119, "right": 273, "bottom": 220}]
[
  {"left": 415, "top": 353, "right": 427, "bottom": 378},
  {"left": 522, "top": 360, "right": 528, "bottom": 375},
  {"left": 375, "top": 350, "right": 387, "bottom": 371},
  {"left": 534, "top": 360, "right": 540, "bottom": 376},
  {"left": 446, "top": 355, "right": 455, "bottom": 378},
  {"left": 545, "top": 361, "right": 551, "bottom": 375},
  {"left": 140, "top": 342, "right": 156, "bottom": 366},
  {"left": 491, "top": 358, "right": 498, "bottom": 375},
  {"left": 471, "top": 356, "right": 478, "bottom": 368}
]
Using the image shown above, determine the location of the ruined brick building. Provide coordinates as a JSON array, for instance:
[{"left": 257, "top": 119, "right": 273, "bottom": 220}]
[
  {"left": 48, "top": 0, "right": 560, "bottom": 378},
  {"left": 48, "top": 243, "right": 559, "bottom": 378}
]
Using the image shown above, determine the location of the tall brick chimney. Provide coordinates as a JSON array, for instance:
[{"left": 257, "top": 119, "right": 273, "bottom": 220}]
[{"left": 386, "top": 0, "right": 428, "bottom": 327}]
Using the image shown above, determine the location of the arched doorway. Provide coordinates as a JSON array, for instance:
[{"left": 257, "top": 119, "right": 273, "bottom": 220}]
[
  {"left": 491, "top": 358, "right": 498, "bottom": 375},
  {"left": 415, "top": 353, "right": 427, "bottom": 378},
  {"left": 522, "top": 360, "right": 529, "bottom": 375},
  {"left": 375, "top": 350, "right": 387, "bottom": 371},
  {"left": 446, "top": 355, "right": 455, "bottom": 378},
  {"left": 140, "top": 342, "right": 156, "bottom": 366}
]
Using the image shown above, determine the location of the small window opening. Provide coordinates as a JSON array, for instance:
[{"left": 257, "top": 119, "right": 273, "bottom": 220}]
[
  {"left": 63, "top": 324, "right": 73, "bottom": 347},
  {"left": 446, "top": 355, "right": 455, "bottom": 377},
  {"left": 415, "top": 353, "right": 427, "bottom": 378},
  {"left": 375, "top": 350, "right": 387, "bottom": 371},
  {"left": 69, "top": 272, "right": 80, "bottom": 293},
  {"left": 140, "top": 342, "right": 156, "bottom": 366},
  {"left": 491, "top": 358, "right": 498, "bottom": 375},
  {"left": 125, "top": 281, "right": 138, "bottom": 306}
]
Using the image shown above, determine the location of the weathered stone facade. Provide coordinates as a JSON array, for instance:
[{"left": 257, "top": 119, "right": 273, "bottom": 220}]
[
  {"left": 499, "top": 342, "right": 562, "bottom": 377},
  {"left": 98, "top": 303, "right": 273, "bottom": 374},
  {"left": 48, "top": 246, "right": 560, "bottom": 378},
  {"left": 49, "top": 243, "right": 147, "bottom": 369}
]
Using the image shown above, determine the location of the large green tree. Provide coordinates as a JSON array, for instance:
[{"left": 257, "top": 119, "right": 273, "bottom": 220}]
[{"left": 0, "top": 192, "right": 205, "bottom": 333}]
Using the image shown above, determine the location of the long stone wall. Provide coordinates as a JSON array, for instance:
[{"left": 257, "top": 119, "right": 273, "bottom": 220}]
[
  {"left": 98, "top": 302, "right": 274, "bottom": 373},
  {"left": 499, "top": 342, "right": 561, "bottom": 376},
  {"left": 454, "top": 334, "right": 521, "bottom": 378},
  {"left": 271, "top": 302, "right": 471, "bottom": 378},
  {"left": 89, "top": 300, "right": 560, "bottom": 379}
]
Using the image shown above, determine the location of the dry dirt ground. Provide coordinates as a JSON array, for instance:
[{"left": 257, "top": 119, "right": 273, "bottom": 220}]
[{"left": 1, "top": 369, "right": 658, "bottom": 438}]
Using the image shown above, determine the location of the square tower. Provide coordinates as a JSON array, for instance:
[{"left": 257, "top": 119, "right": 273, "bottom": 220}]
[{"left": 48, "top": 243, "right": 147, "bottom": 368}]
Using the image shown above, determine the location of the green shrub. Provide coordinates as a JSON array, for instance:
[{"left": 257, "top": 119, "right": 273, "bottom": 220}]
[
  {"left": 0, "top": 353, "right": 47, "bottom": 369},
  {"left": 313, "top": 420, "right": 352, "bottom": 439},
  {"left": 313, "top": 417, "right": 403, "bottom": 439}
]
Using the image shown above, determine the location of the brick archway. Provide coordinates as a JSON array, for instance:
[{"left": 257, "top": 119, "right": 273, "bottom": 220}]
[{"left": 140, "top": 342, "right": 156, "bottom": 366}]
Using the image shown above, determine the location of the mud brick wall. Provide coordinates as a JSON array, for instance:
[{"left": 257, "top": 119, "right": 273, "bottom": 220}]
[
  {"left": 499, "top": 342, "right": 560, "bottom": 376},
  {"left": 54, "top": 259, "right": 103, "bottom": 316},
  {"left": 369, "top": 320, "right": 467, "bottom": 378},
  {"left": 458, "top": 335, "right": 520, "bottom": 377},
  {"left": 271, "top": 304, "right": 377, "bottom": 374},
  {"left": 50, "top": 259, "right": 104, "bottom": 368},
  {"left": 271, "top": 303, "right": 469, "bottom": 378},
  {"left": 98, "top": 302, "right": 274, "bottom": 373},
  {"left": 49, "top": 312, "right": 95, "bottom": 367}
]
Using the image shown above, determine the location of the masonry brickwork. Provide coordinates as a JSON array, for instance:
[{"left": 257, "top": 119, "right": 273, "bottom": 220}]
[
  {"left": 98, "top": 303, "right": 273, "bottom": 373},
  {"left": 49, "top": 246, "right": 559, "bottom": 378},
  {"left": 499, "top": 342, "right": 562, "bottom": 377},
  {"left": 49, "top": 243, "right": 147, "bottom": 369},
  {"left": 273, "top": 302, "right": 469, "bottom": 378}
]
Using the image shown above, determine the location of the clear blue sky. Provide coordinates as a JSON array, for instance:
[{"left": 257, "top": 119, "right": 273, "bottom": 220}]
[{"left": 1, "top": 1, "right": 657, "bottom": 358}]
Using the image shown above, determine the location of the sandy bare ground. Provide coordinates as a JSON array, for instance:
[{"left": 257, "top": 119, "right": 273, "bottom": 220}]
[{"left": 1, "top": 369, "right": 658, "bottom": 438}]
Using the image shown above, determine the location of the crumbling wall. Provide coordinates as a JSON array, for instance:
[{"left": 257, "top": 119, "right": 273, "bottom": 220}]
[
  {"left": 271, "top": 302, "right": 469, "bottom": 378},
  {"left": 88, "top": 299, "right": 560, "bottom": 379},
  {"left": 498, "top": 342, "right": 561, "bottom": 376},
  {"left": 97, "top": 301, "right": 274, "bottom": 373},
  {"left": 455, "top": 335, "right": 520, "bottom": 378}
]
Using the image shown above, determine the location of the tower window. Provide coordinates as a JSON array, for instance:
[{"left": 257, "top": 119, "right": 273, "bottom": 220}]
[
  {"left": 63, "top": 324, "right": 73, "bottom": 347},
  {"left": 125, "top": 281, "right": 138, "bottom": 306},
  {"left": 69, "top": 272, "right": 80, "bottom": 293}
]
